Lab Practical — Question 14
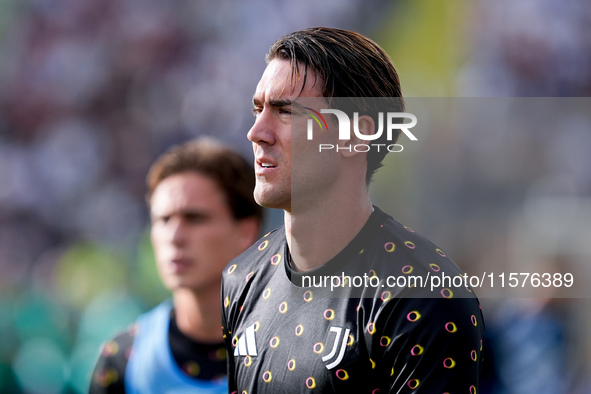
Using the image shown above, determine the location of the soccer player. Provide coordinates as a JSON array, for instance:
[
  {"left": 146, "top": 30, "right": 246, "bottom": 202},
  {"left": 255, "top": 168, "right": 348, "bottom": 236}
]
[
  {"left": 222, "top": 27, "right": 484, "bottom": 393},
  {"left": 90, "top": 138, "right": 262, "bottom": 393}
]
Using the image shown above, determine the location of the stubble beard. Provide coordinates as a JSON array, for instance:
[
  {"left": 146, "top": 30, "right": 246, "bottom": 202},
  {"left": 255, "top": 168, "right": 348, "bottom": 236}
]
[{"left": 254, "top": 178, "right": 291, "bottom": 211}]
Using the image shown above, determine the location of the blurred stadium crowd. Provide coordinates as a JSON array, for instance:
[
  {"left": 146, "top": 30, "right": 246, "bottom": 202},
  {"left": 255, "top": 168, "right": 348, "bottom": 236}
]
[
  {"left": 0, "top": 0, "right": 385, "bottom": 392},
  {"left": 0, "top": 0, "right": 590, "bottom": 393}
]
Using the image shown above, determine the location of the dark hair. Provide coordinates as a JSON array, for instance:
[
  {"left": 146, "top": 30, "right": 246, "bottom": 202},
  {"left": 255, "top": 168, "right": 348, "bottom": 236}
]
[
  {"left": 146, "top": 138, "right": 262, "bottom": 222},
  {"left": 266, "top": 27, "right": 404, "bottom": 183}
]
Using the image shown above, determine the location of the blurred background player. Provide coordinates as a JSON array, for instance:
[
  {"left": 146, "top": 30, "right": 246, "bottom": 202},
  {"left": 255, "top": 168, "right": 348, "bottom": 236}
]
[{"left": 90, "top": 138, "right": 262, "bottom": 393}]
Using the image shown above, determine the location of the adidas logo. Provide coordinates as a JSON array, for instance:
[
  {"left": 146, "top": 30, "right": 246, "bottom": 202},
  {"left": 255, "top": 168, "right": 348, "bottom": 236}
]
[{"left": 234, "top": 323, "right": 258, "bottom": 356}]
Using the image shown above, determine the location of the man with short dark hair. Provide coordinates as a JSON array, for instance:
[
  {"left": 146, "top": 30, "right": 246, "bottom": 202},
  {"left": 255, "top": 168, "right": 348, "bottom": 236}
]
[
  {"left": 90, "top": 138, "right": 262, "bottom": 393},
  {"left": 222, "top": 27, "right": 484, "bottom": 393}
]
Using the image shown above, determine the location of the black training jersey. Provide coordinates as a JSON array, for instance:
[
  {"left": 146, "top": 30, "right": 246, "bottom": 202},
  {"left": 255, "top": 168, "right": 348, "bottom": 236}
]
[{"left": 221, "top": 206, "right": 484, "bottom": 393}]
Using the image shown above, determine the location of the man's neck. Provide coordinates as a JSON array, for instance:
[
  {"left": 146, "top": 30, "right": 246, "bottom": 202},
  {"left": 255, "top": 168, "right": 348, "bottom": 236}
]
[
  {"left": 173, "top": 287, "right": 223, "bottom": 343},
  {"left": 285, "top": 192, "right": 373, "bottom": 272}
]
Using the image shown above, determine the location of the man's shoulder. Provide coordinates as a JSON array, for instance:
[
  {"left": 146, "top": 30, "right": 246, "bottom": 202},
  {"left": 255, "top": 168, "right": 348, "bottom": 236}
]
[
  {"left": 375, "top": 210, "right": 463, "bottom": 274},
  {"left": 89, "top": 324, "right": 137, "bottom": 392},
  {"left": 366, "top": 208, "right": 479, "bottom": 300},
  {"left": 223, "top": 226, "right": 286, "bottom": 280}
]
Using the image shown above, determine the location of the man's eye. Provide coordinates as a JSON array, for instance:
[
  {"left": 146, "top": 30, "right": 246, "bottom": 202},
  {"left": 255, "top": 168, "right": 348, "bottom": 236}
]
[
  {"left": 279, "top": 108, "right": 292, "bottom": 115},
  {"left": 252, "top": 107, "right": 263, "bottom": 117},
  {"left": 184, "top": 213, "right": 206, "bottom": 224},
  {"left": 155, "top": 215, "right": 170, "bottom": 225}
]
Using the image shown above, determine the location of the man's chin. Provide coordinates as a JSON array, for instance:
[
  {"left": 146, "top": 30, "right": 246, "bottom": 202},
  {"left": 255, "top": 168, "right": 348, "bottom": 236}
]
[{"left": 254, "top": 190, "right": 289, "bottom": 210}]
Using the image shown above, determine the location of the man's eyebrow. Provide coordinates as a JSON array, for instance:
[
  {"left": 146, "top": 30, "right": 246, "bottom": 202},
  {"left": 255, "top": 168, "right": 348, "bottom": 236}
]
[
  {"left": 251, "top": 97, "right": 293, "bottom": 108},
  {"left": 151, "top": 208, "right": 209, "bottom": 219},
  {"left": 269, "top": 99, "right": 292, "bottom": 108}
]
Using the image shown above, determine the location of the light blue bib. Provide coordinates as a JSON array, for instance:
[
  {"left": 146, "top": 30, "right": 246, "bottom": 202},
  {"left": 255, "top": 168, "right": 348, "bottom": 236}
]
[{"left": 125, "top": 301, "right": 228, "bottom": 394}]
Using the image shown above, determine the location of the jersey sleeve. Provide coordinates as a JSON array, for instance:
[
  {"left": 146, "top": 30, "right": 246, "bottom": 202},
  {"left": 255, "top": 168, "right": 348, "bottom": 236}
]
[
  {"left": 371, "top": 295, "right": 484, "bottom": 393},
  {"left": 88, "top": 329, "right": 135, "bottom": 394},
  {"left": 221, "top": 272, "right": 238, "bottom": 393}
]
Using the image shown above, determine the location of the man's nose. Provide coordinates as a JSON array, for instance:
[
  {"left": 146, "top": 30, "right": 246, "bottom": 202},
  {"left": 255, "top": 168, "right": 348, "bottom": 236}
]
[{"left": 247, "top": 109, "right": 276, "bottom": 146}]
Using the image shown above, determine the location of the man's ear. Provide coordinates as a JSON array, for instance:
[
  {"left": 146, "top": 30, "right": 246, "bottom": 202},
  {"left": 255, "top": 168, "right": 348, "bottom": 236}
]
[{"left": 336, "top": 115, "right": 375, "bottom": 158}]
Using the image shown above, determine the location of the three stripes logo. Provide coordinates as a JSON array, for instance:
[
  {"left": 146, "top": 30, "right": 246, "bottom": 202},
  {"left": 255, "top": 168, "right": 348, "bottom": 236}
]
[
  {"left": 234, "top": 323, "right": 258, "bottom": 357},
  {"left": 322, "top": 326, "right": 350, "bottom": 370}
]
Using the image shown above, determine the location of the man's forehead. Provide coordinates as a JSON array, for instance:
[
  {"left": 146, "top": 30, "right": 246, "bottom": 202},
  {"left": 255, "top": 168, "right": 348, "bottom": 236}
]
[{"left": 253, "top": 59, "right": 323, "bottom": 102}]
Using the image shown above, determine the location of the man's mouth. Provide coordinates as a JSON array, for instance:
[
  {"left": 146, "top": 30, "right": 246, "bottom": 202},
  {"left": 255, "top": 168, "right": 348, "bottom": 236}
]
[{"left": 256, "top": 158, "right": 277, "bottom": 170}]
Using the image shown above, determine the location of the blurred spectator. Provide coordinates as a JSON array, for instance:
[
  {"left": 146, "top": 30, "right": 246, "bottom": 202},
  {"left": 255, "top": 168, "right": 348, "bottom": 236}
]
[
  {"left": 89, "top": 138, "right": 261, "bottom": 393},
  {"left": 458, "top": 0, "right": 591, "bottom": 96}
]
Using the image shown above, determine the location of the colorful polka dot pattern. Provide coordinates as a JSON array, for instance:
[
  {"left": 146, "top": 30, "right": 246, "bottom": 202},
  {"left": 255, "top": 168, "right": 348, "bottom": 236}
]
[{"left": 222, "top": 210, "right": 484, "bottom": 393}]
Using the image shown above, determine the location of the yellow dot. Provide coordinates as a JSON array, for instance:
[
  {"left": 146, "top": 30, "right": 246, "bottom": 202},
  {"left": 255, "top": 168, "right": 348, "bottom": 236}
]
[
  {"left": 96, "top": 368, "right": 119, "bottom": 387},
  {"left": 407, "top": 379, "right": 420, "bottom": 389},
  {"left": 279, "top": 301, "right": 288, "bottom": 314},
  {"left": 443, "top": 357, "right": 456, "bottom": 369},
  {"left": 410, "top": 344, "right": 424, "bottom": 356},
  {"left": 214, "top": 348, "right": 226, "bottom": 361},
  {"left": 313, "top": 342, "right": 324, "bottom": 354},
  {"left": 287, "top": 359, "right": 296, "bottom": 371},
  {"left": 347, "top": 334, "right": 354, "bottom": 346},
  {"left": 183, "top": 361, "right": 200, "bottom": 376},
  {"left": 335, "top": 369, "right": 349, "bottom": 380},
  {"left": 407, "top": 311, "right": 421, "bottom": 322},
  {"left": 384, "top": 242, "right": 395, "bottom": 252},
  {"left": 402, "top": 265, "right": 414, "bottom": 274},
  {"left": 270, "top": 253, "right": 282, "bottom": 265},
  {"left": 295, "top": 324, "right": 304, "bottom": 336},
  {"left": 270, "top": 336, "right": 280, "bottom": 348},
  {"left": 287, "top": 358, "right": 295, "bottom": 371},
  {"left": 102, "top": 341, "right": 119, "bottom": 356}
]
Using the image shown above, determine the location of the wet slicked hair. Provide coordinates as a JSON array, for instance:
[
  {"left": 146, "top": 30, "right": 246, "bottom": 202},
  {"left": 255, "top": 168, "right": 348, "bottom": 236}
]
[
  {"left": 267, "top": 27, "right": 404, "bottom": 183},
  {"left": 147, "top": 138, "right": 262, "bottom": 222}
]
